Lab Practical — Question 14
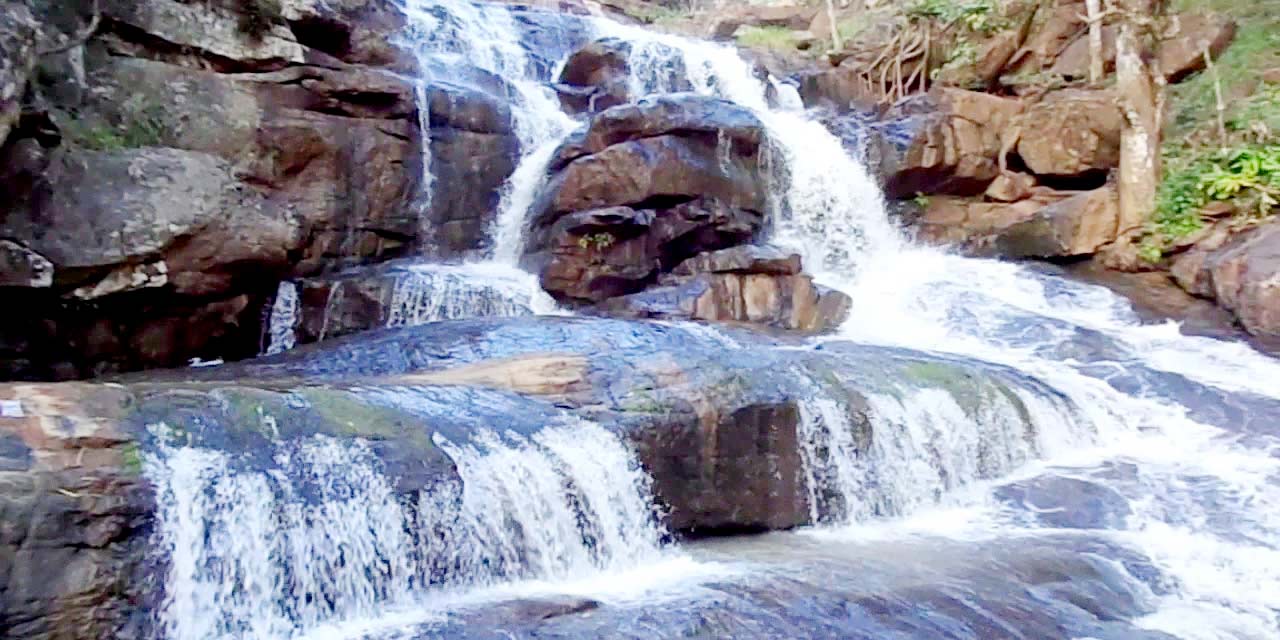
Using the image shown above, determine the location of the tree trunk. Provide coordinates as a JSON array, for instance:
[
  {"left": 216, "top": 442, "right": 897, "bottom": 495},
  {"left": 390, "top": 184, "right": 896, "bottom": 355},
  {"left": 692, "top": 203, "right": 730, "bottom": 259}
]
[
  {"left": 1114, "top": 1, "right": 1162, "bottom": 237},
  {"left": 1084, "top": 0, "right": 1105, "bottom": 83},
  {"left": 825, "top": 0, "right": 843, "bottom": 51}
]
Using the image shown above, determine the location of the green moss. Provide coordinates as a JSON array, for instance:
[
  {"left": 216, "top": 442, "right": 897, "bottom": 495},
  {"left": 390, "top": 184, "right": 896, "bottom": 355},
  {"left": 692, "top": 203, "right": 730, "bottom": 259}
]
[
  {"left": 735, "top": 25, "right": 800, "bottom": 50},
  {"left": 64, "top": 96, "right": 168, "bottom": 151},
  {"left": 120, "top": 442, "right": 144, "bottom": 475}
]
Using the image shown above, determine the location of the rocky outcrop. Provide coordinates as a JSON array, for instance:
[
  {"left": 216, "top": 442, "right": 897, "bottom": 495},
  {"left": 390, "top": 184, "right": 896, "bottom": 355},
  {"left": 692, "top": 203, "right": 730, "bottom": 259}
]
[
  {"left": 600, "top": 246, "right": 852, "bottom": 331},
  {"left": 1048, "top": 13, "right": 1237, "bottom": 82},
  {"left": 1172, "top": 221, "right": 1280, "bottom": 346},
  {"left": 879, "top": 88, "right": 1023, "bottom": 199},
  {"left": 0, "top": 314, "right": 1052, "bottom": 635},
  {"left": 0, "top": 0, "right": 526, "bottom": 380},
  {"left": 524, "top": 94, "right": 769, "bottom": 303},
  {"left": 917, "top": 185, "right": 1120, "bottom": 258},
  {"left": 555, "top": 38, "right": 634, "bottom": 114},
  {"left": 710, "top": 5, "right": 815, "bottom": 40},
  {"left": 1015, "top": 89, "right": 1122, "bottom": 180}
]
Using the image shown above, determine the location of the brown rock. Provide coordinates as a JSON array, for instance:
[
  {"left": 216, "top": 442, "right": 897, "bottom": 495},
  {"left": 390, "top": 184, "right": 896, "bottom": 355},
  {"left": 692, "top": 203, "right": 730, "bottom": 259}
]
[
  {"left": 985, "top": 171, "right": 1038, "bottom": 202},
  {"left": 1264, "top": 69, "right": 1280, "bottom": 84},
  {"left": 882, "top": 89, "right": 1023, "bottom": 198},
  {"left": 1007, "top": 3, "right": 1086, "bottom": 75},
  {"left": 1050, "top": 25, "right": 1118, "bottom": 79},
  {"left": 711, "top": 5, "right": 816, "bottom": 39},
  {"left": 917, "top": 185, "right": 1120, "bottom": 258},
  {"left": 1159, "top": 13, "right": 1237, "bottom": 83},
  {"left": 1016, "top": 89, "right": 1122, "bottom": 178},
  {"left": 1172, "top": 222, "right": 1280, "bottom": 342},
  {"left": 555, "top": 38, "right": 633, "bottom": 114},
  {"left": 672, "top": 245, "right": 802, "bottom": 277}
]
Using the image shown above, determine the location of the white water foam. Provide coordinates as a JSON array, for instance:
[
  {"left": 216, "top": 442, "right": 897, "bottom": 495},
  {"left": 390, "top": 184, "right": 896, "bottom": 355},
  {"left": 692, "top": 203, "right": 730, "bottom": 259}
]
[
  {"left": 385, "top": 262, "right": 559, "bottom": 328},
  {"left": 265, "top": 281, "right": 299, "bottom": 355},
  {"left": 147, "top": 416, "right": 675, "bottom": 639},
  {"left": 588, "top": 20, "right": 1280, "bottom": 639}
]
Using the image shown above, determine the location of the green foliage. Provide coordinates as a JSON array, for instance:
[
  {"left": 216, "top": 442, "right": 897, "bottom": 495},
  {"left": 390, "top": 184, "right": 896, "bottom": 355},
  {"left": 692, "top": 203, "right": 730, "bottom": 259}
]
[
  {"left": 907, "top": 0, "right": 1004, "bottom": 34},
  {"left": 577, "top": 232, "right": 616, "bottom": 252},
  {"left": 1166, "top": 0, "right": 1280, "bottom": 138},
  {"left": 64, "top": 98, "right": 168, "bottom": 151},
  {"left": 120, "top": 443, "right": 144, "bottom": 475},
  {"left": 1141, "top": 142, "right": 1280, "bottom": 261},
  {"left": 912, "top": 192, "right": 931, "bottom": 208},
  {"left": 735, "top": 25, "right": 798, "bottom": 50}
]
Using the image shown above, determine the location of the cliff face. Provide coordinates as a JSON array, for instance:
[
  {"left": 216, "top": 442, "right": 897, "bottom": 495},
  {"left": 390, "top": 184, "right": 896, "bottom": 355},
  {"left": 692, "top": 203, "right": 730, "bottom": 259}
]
[{"left": 0, "top": 0, "right": 526, "bottom": 380}]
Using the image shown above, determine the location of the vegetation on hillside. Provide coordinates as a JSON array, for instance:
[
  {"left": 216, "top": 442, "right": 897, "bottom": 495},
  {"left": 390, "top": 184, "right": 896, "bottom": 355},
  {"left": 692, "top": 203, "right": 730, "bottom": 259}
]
[{"left": 1139, "top": 0, "right": 1280, "bottom": 260}]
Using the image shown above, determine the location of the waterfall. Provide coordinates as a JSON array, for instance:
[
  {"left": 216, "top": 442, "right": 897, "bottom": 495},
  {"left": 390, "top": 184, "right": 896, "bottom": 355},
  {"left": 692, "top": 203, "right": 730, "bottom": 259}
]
[
  {"left": 147, "top": 416, "right": 666, "bottom": 639},
  {"left": 796, "top": 370, "right": 1092, "bottom": 525},
  {"left": 264, "top": 281, "right": 298, "bottom": 356},
  {"left": 385, "top": 262, "right": 558, "bottom": 327}
]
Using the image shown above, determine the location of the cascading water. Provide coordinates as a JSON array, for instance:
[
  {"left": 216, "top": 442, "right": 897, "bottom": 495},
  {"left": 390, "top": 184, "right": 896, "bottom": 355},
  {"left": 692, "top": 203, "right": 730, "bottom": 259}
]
[
  {"left": 176, "top": 4, "right": 1280, "bottom": 638},
  {"left": 385, "top": 263, "right": 558, "bottom": 327},
  {"left": 264, "top": 281, "right": 299, "bottom": 356},
  {"left": 147, "top": 415, "right": 668, "bottom": 640},
  {"left": 588, "top": 19, "right": 1280, "bottom": 638}
]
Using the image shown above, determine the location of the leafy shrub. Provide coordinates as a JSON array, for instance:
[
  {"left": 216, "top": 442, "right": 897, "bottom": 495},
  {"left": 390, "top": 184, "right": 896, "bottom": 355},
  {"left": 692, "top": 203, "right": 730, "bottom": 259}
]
[
  {"left": 1140, "top": 143, "right": 1280, "bottom": 260},
  {"left": 907, "top": 0, "right": 1004, "bottom": 33}
]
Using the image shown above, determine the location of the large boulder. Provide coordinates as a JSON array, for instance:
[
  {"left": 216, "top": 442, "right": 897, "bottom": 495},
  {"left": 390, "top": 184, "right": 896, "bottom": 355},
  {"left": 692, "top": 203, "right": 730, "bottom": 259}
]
[
  {"left": 600, "top": 246, "right": 853, "bottom": 331},
  {"left": 917, "top": 185, "right": 1120, "bottom": 258},
  {"left": 1016, "top": 89, "right": 1122, "bottom": 179},
  {"left": 880, "top": 88, "right": 1023, "bottom": 199},
  {"left": 1049, "top": 13, "right": 1236, "bottom": 82},
  {"left": 554, "top": 38, "right": 633, "bottom": 115},
  {"left": 710, "top": 5, "right": 816, "bottom": 39},
  {"left": 524, "top": 94, "right": 769, "bottom": 304},
  {"left": 1172, "top": 221, "right": 1280, "bottom": 345}
]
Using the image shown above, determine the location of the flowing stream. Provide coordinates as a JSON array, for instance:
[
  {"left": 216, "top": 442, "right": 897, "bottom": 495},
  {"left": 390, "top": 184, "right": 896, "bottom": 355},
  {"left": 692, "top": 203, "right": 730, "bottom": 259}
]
[{"left": 163, "top": 1, "right": 1280, "bottom": 638}]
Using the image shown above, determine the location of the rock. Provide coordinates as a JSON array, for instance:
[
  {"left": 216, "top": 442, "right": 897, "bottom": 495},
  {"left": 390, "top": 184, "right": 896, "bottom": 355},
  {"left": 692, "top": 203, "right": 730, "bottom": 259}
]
[
  {"left": 5, "top": 148, "right": 289, "bottom": 279},
  {"left": 881, "top": 88, "right": 1023, "bottom": 198},
  {"left": 1171, "top": 222, "right": 1280, "bottom": 344},
  {"left": 710, "top": 5, "right": 815, "bottom": 40},
  {"left": 555, "top": 38, "right": 633, "bottom": 114},
  {"left": 1016, "top": 89, "right": 1122, "bottom": 179},
  {"left": 1049, "top": 13, "right": 1236, "bottom": 83},
  {"left": 100, "top": 0, "right": 307, "bottom": 70},
  {"left": 1006, "top": 2, "right": 1085, "bottom": 76},
  {"left": 0, "top": 1, "right": 39, "bottom": 145},
  {"left": 985, "top": 171, "right": 1038, "bottom": 202},
  {"left": 0, "top": 240, "right": 53, "bottom": 287},
  {"left": 1158, "top": 13, "right": 1237, "bottom": 83},
  {"left": 672, "top": 245, "right": 802, "bottom": 277},
  {"left": 525, "top": 95, "right": 768, "bottom": 304},
  {"left": 1050, "top": 25, "right": 1118, "bottom": 80},
  {"left": 794, "top": 66, "right": 882, "bottom": 110},
  {"left": 1264, "top": 69, "right": 1280, "bottom": 85},
  {"left": 553, "top": 93, "right": 764, "bottom": 170},
  {"left": 917, "top": 186, "right": 1119, "bottom": 258},
  {"left": 597, "top": 246, "right": 851, "bottom": 332}
]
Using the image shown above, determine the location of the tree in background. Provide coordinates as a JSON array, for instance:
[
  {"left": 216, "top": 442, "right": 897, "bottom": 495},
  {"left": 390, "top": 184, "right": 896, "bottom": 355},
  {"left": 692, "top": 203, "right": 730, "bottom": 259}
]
[{"left": 1115, "top": 0, "right": 1167, "bottom": 243}]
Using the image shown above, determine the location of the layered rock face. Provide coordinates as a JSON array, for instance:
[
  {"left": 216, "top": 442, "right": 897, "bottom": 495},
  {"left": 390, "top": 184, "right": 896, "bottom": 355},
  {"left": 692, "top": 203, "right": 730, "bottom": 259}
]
[
  {"left": 0, "top": 315, "right": 1054, "bottom": 637},
  {"left": 520, "top": 92, "right": 850, "bottom": 331},
  {"left": 0, "top": 0, "right": 524, "bottom": 380}
]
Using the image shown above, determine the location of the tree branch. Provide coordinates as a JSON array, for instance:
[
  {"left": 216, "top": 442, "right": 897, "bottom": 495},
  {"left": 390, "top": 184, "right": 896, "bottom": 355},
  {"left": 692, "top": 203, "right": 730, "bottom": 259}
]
[{"left": 36, "top": 0, "right": 101, "bottom": 57}]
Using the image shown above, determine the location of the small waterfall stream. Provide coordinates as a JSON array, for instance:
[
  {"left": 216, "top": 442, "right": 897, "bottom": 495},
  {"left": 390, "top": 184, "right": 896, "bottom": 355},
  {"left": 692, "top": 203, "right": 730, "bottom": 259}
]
[{"left": 147, "top": 415, "right": 668, "bottom": 640}]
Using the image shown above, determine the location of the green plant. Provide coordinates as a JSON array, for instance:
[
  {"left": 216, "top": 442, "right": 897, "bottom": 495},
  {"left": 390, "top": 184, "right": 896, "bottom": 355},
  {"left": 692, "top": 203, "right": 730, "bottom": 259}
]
[
  {"left": 1141, "top": 142, "right": 1280, "bottom": 261},
  {"left": 912, "top": 192, "right": 931, "bottom": 207},
  {"left": 735, "top": 25, "right": 798, "bottom": 50},
  {"left": 907, "top": 0, "right": 1004, "bottom": 33},
  {"left": 577, "top": 232, "right": 616, "bottom": 252}
]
